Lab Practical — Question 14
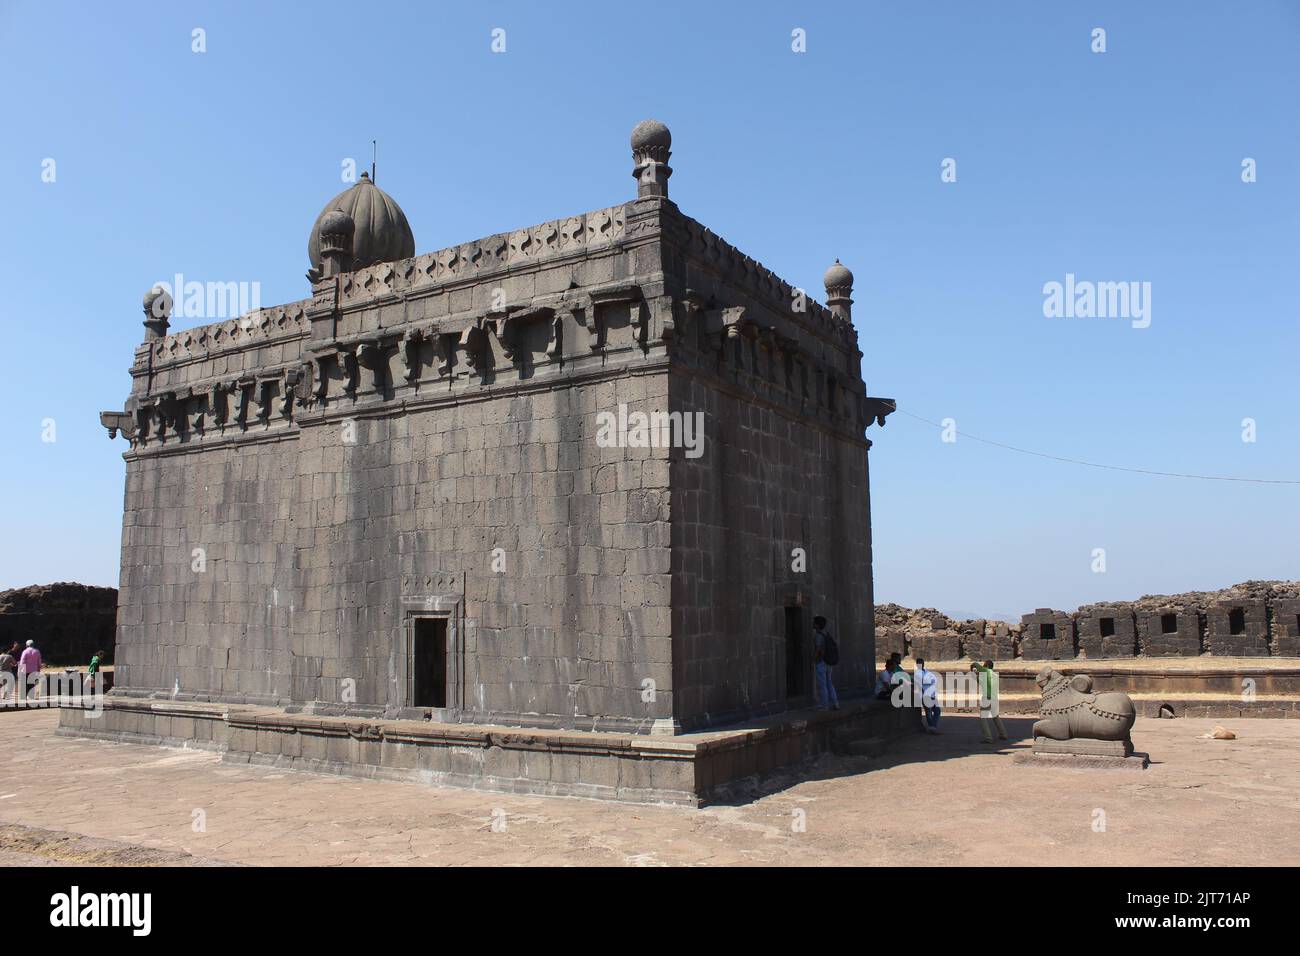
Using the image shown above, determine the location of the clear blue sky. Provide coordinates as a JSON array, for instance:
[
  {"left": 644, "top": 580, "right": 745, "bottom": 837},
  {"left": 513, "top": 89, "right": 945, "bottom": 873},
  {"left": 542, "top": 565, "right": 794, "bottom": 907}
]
[{"left": 2, "top": 0, "right": 1296, "bottom": 618}]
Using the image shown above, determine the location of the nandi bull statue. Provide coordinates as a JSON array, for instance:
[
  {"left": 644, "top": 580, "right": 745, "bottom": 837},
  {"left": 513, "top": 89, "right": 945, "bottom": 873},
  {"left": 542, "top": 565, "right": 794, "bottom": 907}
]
[{"left": 1032, "top": 666, "right": 1138, "bottom": 758}]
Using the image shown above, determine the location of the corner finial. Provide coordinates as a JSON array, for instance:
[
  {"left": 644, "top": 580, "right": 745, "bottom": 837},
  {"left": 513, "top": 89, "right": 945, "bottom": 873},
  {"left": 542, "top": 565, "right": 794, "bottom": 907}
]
[
  {"left": 142, "top": 285, "right": 172, "bottom": 341},
  {"left": 823, "top": 259, "right": 854, "bottom": 321},
  {"left": 631, "top": 119, "right": 672, "bottom": 199},
  {"left": 317, "top": 209, "right": 356, "bottom": 279}
]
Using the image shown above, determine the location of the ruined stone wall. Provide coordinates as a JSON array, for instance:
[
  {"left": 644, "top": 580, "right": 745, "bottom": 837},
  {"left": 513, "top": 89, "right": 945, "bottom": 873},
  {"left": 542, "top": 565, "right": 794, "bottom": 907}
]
[
  {"left": 875, "top": 581, "right": 1300, "bottom": 662},
  {"left": 0, "top": 583, "right": 117, "bottom": 666}
]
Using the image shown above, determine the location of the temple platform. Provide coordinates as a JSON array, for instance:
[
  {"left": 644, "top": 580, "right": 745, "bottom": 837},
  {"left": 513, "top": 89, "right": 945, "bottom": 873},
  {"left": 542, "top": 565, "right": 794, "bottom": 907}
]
[{"left": 56, "top": 694, "right": 917, "bottom": 806}]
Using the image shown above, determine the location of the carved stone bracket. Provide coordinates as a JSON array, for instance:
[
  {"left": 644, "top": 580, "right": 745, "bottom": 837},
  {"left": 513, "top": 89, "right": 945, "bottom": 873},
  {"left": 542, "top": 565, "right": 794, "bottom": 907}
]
[
  {"left": 280, "top": 369, "right": 301, "bottom": 419},
  {"left": 546, "top": 312, "right": 563, "bottom": 360},
  {"left": 459, "top": 321, "right": 489, "bottom": 382},
  {"left": 309, "top": 351, "right": 332, "bottom": 404},
  {"left": 337, "top": 346, "right": 359, "bottom": 398},
  {"left": 431, "top": 330, "right": 454, "bottom": 378},
  {"left": 401, "top": 328, "right": 424, "bottom": 383},
  {"left": 356, "top": 339, "right": 389, "bottom": 394},
  {"left": 233, "top": 378, "right": 255, "bottom": 430},
  {"left": 489, "top": 305, "right": 555, "bottom": 365},
  {"left": 99, "top": 410, "right": 137, "bottom": 442},
  {"left": 209, "top": 382, "right": 229, "bottom": 430},
  {"left": 588, "top": 284, "right": 642, "bottom": 352}
]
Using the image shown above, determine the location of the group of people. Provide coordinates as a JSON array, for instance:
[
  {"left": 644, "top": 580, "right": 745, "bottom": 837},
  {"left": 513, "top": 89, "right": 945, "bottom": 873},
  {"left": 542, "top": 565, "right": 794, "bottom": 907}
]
[
  {"left": 0, "top": 640, "right": 43, "bottom": 699},
  {"left": 872, "top": 651, "right": 1008, "bottom": 743},
  {"left": 810, "top": 619, "right": 1009, "bottom": 744},
  {"left": 0, "top": 641, "right": 104, "bottom": 700}
]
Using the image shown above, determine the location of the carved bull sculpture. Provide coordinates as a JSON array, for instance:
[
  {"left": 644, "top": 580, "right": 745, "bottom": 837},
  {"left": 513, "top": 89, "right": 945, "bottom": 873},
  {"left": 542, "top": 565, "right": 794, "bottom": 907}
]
[{"left": 1032, "top": 666, "right": 1135, "bottom": 745}]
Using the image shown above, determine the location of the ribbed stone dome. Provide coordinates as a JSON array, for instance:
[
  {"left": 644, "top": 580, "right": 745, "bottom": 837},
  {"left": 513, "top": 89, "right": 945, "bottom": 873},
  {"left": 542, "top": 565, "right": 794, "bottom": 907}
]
[
  {"left": 630, "top": 119, "right": 671, "bottom": 152},
  {"left": 823, "top": 259, "right": 854, "bottom": 291},
  {"left": 307, "top": 172, "right": 414, "bottom": 274}
]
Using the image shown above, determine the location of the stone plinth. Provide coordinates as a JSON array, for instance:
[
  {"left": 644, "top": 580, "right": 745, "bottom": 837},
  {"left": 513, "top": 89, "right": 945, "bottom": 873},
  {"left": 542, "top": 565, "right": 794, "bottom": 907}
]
[{"left": 58, "top": 692, "right": 914, "bottom": 806}]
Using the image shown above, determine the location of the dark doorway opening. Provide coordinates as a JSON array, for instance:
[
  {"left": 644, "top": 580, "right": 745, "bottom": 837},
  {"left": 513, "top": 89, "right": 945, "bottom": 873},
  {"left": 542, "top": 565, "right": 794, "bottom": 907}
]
[
  {"left": 412, "top": 617, "right": 447, "bottom": 708},
  {"left": 1160, "top": 613, "right": 1178, "bottom": 634},
  {"left": 784, "top": 607, "right": 805, "bottom": 698},
  {"left": 1099, "top": 617, "right": 1115, "bottom": 638},
  {"left": 1229, "top": 608, "right": 1246, "bottom": 636},
  {"left": 1040, "top": 623, "right": 1056, "bottom": 641}
]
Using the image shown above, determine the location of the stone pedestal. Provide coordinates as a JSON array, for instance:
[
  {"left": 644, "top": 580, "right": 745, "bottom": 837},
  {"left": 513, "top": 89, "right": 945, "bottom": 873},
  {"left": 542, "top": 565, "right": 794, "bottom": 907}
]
[{"left": 1033, "top": 736, "right": 1131, "bottom": 757}]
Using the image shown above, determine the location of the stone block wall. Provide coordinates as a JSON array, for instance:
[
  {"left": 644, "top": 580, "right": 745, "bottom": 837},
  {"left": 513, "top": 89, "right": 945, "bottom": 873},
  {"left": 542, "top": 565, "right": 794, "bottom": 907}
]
[
  {"left": 1205, "top": 599, "right": 1270, "bottom": 657},
  {"left": 961, "top": 619, "right": 1018, "bottom": 662},
  {"left": 874, "top": 583, "right": 1300, "bottom": 663},
  {"left": 1018, "top": 609, "right": 1075, "bottom": 660},
  {"left": 1272, "top": 599, "right": 1300, "bottom": 656},
  {"left": 1135, "top": 605, "right": 1203, "bottom": 656},
  {"left": 1076, "top": 605, "right": 1138, "bottom": 658}
]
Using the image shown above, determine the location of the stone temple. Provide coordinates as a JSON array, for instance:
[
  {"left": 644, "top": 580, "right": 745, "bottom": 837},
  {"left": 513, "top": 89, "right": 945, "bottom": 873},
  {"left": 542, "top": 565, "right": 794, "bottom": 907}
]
[{"left": 76, "top": 121, "right": 898, "bottom": 803}]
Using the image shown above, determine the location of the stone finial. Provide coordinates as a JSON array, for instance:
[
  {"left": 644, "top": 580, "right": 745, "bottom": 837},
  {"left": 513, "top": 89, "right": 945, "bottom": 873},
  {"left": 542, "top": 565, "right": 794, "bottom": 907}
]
[
  {"left": 823, "top": 259, "right": 854, "bottom": 321},
  {"left": 318, "top": 209, "right": 356, "bottom": 279},
  {"left": 142, "top": 284, "right": 172, "bottom": 341},
  {"left": 631, "top": 119, "right": 672, "bottom": 199}
]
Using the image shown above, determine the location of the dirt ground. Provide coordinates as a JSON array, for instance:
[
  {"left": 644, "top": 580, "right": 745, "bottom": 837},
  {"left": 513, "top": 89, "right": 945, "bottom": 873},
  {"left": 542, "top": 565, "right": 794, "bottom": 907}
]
[{"left": 0, "top": 708, "right": 1295, "bottom": 866}]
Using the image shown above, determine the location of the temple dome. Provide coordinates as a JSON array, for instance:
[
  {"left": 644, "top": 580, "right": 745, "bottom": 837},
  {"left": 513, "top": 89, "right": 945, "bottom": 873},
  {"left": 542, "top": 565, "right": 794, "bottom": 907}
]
[{"left": 307, "top": 172, "right": 414, "bottom": 275}]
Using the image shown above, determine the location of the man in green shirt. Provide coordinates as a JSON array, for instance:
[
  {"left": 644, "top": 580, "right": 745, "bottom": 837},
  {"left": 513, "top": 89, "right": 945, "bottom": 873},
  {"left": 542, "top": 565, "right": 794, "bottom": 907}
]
[
  {"left": 84, "top": 650, "right": 104, "bottom": 692},
  {"left": 970, "top": 659, "right": 1008, "bottom": 743}
]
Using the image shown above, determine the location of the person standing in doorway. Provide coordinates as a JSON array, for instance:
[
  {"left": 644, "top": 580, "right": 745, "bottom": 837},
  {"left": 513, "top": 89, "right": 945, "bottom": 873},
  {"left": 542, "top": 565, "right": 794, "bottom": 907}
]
[
  {"left": 812, "top": 615, "right": 840, "bottom": 711},
  {"left": 971, "top": 659, "right": 1008, "bottom": 743},
  {"left": 914, "top": 657, "right": 941, "bottom": 733}
]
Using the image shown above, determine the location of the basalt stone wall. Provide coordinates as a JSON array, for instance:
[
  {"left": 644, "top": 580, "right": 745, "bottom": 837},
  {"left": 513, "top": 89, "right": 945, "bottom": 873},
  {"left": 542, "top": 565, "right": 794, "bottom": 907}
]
[
  {"left": 1019, "top": 609, "right": 1075, "bottom": 661},
  {"left": 669, "top": 371, "right": 874, "bottom": 726},
  {"left": 1135, "top": 605, "right": 1202, "bottom": 656},
  {"left": 962, "top": 619, "right": 1017, "bottom": 663},
  {"left": 1076, "top": 605, "right": 1139, "bottom": 658},
  {"left": 874, "top": 581, "right": 1300, "bottom": 662},
  {"left": 0, "top": 583, "right": 116, "bottom": 666},
  {"left": 665, "top": 206, "right": 878, "bottom": 729},
  {"left": 114, "top": 373, "right": 678, "bottom": 729},
  {"left": 1272, "top": 599, "right": 1300, "bottom": 656},
  {"left": 1205, "top": 599, "right": 1270, "bottom": 657}
]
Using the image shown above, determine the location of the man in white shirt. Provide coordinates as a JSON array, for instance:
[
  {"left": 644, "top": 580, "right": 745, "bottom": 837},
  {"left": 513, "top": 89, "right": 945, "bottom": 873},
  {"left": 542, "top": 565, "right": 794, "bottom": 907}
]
[{"left": 914, "top": 658, "right": 941, "bottom": 733}]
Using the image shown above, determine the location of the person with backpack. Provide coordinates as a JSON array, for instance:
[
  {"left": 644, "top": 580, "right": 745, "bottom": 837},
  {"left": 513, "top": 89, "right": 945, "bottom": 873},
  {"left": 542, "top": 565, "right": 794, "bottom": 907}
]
[{"left": 812, "top": 615, "right": 840, "bottom": 711}]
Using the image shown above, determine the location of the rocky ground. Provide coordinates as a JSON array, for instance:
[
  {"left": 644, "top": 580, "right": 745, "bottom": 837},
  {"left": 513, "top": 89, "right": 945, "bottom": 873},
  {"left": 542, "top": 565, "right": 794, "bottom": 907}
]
[{"left": 2, "top": 708, "right": 1295, "bottom": 867}]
